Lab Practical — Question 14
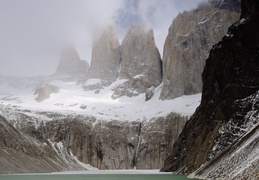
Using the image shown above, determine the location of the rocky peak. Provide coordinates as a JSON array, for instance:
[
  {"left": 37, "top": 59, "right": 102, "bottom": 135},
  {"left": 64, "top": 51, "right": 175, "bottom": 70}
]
[
  {"left": 112, "top": 23, "right": 162, "bottom": 99},
  {"left": 160, "top": 2, "right": 240, "bottom": 100},
  {"left": 87, "top": 25, "right": 121, "bottom": 82},
  {"left": 119, "top": 23, "right": 161, "bottom": 80},
  {"left": 54, "top": 47, "right": 89, "bottom": 79}
]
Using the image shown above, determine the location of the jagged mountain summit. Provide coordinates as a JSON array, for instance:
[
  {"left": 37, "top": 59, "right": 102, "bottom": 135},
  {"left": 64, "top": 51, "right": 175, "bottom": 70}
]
[
  {"left": 160, "top": 0, "right": 240, "bottom": 100},
  {"left": 85, "top": 23, "right": 162, "bottom": 99},
  {"left": 87, "top": 25, "right": 121, "bottom": 82},
  {"left": 112, "top": 23, "right": 162, "bottom": 99},
  {"left": 53, "top": 47, "right": 89, "bottom": 80},
  {"left": 161, "top": 0, "right": 259, "bottom": 179}
]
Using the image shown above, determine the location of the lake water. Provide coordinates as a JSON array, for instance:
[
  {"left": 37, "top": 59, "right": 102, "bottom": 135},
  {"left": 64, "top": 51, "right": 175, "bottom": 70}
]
[
  {"left": 0, "top": 170, "right": 197, "bottom": 180},
  {"left": 0, "top": 174, "right": 196, "bottom": 180}
]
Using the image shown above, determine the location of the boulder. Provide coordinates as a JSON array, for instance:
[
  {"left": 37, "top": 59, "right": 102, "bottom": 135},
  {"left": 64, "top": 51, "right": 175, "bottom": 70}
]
[{"left": 35, "top": 84, "right": 59, "bottom": 102}]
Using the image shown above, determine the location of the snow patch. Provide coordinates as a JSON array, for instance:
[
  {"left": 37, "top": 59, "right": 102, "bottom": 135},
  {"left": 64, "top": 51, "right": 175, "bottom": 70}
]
[
  {"left": 198, "top": 19, "right": 209, "bottom": 25},
  {"left": 70, "top": 151, "right": 99, "bottom": 171}
]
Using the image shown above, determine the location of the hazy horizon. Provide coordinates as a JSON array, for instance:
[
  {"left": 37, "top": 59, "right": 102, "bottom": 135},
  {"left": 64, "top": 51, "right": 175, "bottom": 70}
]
[{"left": 0, "top": 0, "right": 206, "bottom": 77}]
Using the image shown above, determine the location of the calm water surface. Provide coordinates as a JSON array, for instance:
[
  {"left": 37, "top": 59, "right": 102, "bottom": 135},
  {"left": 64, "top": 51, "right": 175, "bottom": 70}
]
[{"left": 0, "top": 174, "right": 197, "bottom": 180}]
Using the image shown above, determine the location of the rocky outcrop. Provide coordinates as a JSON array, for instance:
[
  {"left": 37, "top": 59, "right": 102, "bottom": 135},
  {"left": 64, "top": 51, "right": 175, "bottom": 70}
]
[
  {"left": 112, "top": 24, "right": 162, "bottom": 99},
  {"left": 0, "top": 115, "right": 84, "bottom": 174},
  {"left": 161, "top": 0, "right": 259, "bottom": 176},
  {"left": 160, "top": 2, "right": 240, "bottom": 100},
  {"left": 87, "top": 25, "right": 121, "bottom": 82},
  {"left": 35, "top": 84, "right": 59, "bottom": 102},
  {"left": 54, "top": 47, "right": 89, "bottom": 80}
]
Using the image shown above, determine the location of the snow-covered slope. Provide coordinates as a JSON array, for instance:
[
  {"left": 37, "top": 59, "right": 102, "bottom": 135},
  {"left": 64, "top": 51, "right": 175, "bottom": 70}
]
[
  {"left": 0, "top": 78, "right": 201, "bottom": 123},
  {"left": 189, "top": 124, "right": 259, "bottom": 180}
]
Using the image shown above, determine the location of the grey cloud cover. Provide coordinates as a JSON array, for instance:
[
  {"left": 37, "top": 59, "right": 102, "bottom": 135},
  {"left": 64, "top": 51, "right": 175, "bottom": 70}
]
[{"left": 0, "top": 0, "right": 206, "bottom": 76}]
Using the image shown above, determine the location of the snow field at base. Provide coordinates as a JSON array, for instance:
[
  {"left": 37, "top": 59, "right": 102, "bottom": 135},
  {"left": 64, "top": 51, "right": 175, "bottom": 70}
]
[{"left": 0, "top": 79, "right": 201, "bottom": 122}]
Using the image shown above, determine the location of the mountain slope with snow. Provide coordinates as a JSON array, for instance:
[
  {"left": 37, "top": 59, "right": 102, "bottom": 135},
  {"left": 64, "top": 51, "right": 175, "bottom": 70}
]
[
  {"left": 0, "top": 78, "right": 201, "bottom": 123},
  {"left": 190, "top": 124, "right": 259, "bottom": 179}
]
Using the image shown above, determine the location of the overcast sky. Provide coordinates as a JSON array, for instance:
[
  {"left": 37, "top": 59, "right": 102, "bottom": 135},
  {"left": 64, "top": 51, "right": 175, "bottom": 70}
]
[{"left": 0, "top": 0, "right": 206, "bottom": 76}]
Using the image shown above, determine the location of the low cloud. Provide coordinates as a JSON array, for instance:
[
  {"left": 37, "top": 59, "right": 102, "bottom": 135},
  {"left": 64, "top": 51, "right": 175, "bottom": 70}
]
[{"left": 0, "top": 0, "right": 206, "bottom": 76}]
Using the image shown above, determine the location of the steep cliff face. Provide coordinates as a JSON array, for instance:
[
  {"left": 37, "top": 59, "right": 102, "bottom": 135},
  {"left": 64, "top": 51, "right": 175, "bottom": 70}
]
[
  {"left": 161, "top": 0, "right": 259, "bottom": 176},
  {"left": 112, "top": 24, "right": 162, "bottom": 99},
  {"left": 5, "top": 111, "right": 187, "bottom": 170},
  {"left": 0, "top": 115, "right": 84, "bottom": 174},
  {"left": 160, "top": 2, "right": 240, "bottom": 100},
  {"left": 87, "top": 25, "right": 121, "bottom": 82},
  {"left": 54, "top": 47, "right": 89, "bottom": 80}
]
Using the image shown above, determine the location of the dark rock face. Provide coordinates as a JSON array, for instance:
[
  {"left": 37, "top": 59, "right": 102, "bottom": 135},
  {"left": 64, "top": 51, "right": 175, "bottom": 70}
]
[
  {"left": 160, "top": 3, "right": 240, "bottom": 100},
  {"left": 161, "top": 0, "right": 259, "bottom": 175},
  {"left": 241, "top": 0, "right": 259, "bottom": 18},
  {"left": 87, "top": 25, "right": 121, "bottom": 82},
  {"left": 112, "top": 24, "right": 162, "bottom": 99},
  {"left": 25, "top": 113, "right": 187, "bottom": 170},
  {"left": 54, "top": 47, "right": 89, "bottom": 80}
]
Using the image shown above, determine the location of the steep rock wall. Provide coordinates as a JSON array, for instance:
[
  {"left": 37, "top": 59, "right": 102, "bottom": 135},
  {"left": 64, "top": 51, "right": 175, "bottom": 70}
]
[
  {"left": 87, "top": 25, "right": 121, "bottom": 82},
  {"left": 160, "top": 2, "right": 240, "bottom": 100},
  {"left": 112, "top": 24, "right": 162, "bottom": 99},
  {"left": 21, "top": 112, "right": 187, "bottom": 170},
  {"left": 161, "top": 0, "right": 259, "bottom": 176}
]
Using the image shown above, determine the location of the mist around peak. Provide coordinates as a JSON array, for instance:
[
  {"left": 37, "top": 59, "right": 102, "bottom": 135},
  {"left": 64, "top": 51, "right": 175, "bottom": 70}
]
[{"left": 0, "top": 0, "right": 207, "bottom": 77}]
